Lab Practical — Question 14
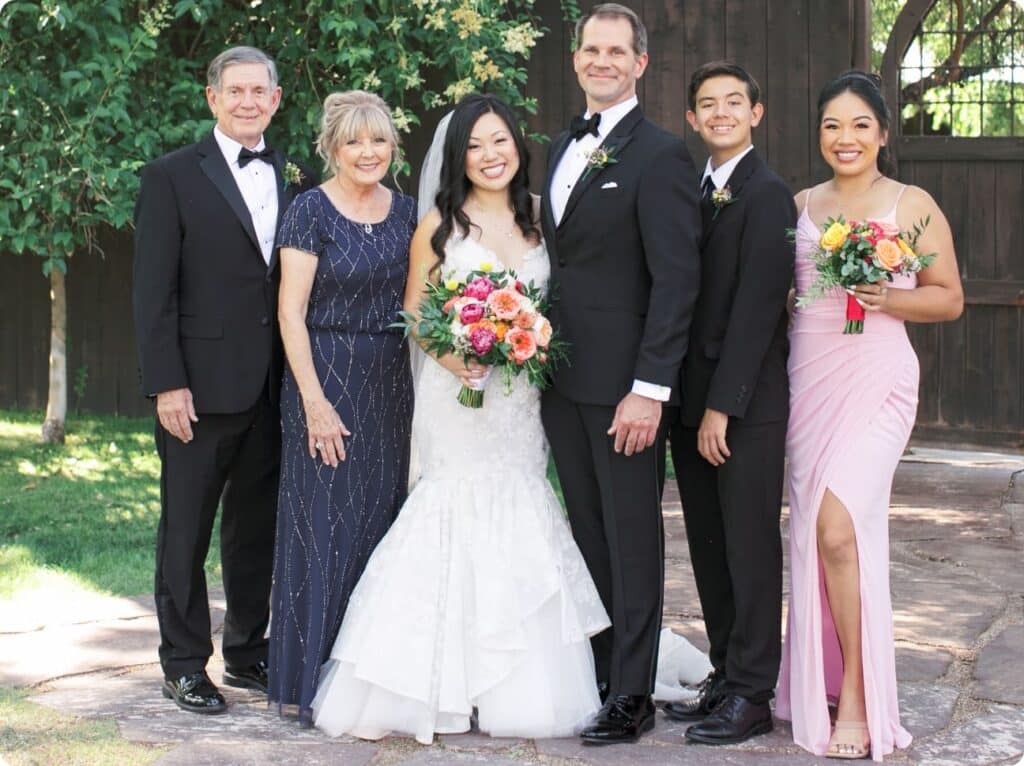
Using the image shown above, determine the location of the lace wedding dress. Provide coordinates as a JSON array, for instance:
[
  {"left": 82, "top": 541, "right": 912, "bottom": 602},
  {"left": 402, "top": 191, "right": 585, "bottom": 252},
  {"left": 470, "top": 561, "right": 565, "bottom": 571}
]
[{"left": 311, "top": 234, "right": 612, "bottom": 743}]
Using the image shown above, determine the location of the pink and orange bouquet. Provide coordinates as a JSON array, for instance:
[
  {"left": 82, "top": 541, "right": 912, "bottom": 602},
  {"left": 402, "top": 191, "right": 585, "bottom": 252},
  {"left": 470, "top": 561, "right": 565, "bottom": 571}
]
[
  {"left": 794, "top": 215, "right": 936, "bottom": 333},
  {"left": 399, "top": 265, "right": 567, "bottom": 408}
]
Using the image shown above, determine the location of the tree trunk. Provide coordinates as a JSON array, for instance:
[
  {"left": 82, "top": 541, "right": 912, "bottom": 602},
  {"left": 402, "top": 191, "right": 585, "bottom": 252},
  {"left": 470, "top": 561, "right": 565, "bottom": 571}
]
[{"left": 41, "top": 266, "right": 67, "bottom": 445}]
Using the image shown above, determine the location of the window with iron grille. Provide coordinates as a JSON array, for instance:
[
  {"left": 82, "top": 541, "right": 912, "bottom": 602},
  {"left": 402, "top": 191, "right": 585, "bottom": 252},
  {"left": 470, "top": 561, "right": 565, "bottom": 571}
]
[{"left": 897, "top": 0, "right": 1023, "bottom": 136}]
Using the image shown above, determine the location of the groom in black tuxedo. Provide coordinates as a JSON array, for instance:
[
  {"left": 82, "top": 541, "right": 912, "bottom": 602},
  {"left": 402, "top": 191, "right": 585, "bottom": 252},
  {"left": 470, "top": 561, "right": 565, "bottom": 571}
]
[
  {"left": 540, "top": 3, "right": 701, "bottom": 744},
  {"left": 662, "top": 62, "right": 795, "bottom": 744},
  {"left": 133, "top": 46, "right": 313, "bottom": 713}
]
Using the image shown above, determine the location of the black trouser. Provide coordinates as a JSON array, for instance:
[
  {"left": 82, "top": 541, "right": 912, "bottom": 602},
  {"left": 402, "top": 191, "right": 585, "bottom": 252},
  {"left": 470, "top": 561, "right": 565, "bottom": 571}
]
[
  {"left": 154, "top": 386, "right": 279, "bottom": 680},
  {"left": 670, "top": 419, "right": 786, "bottom": 703},
  {"left": 542, "top": 387, "right": 671, "bottom": 697}
]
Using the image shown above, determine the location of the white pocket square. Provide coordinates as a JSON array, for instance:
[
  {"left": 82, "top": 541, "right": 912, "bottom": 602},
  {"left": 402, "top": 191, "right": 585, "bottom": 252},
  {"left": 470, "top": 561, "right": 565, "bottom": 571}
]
[{"left": 601, "top": 181, "right": 618, "bottom": 189}]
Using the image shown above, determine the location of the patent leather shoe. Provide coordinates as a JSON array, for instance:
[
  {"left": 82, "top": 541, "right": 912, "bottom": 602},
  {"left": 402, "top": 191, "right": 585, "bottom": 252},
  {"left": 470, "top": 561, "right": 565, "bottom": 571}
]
[
  {"left": 663, "top": 669, "right": 726, "bottom": 722},
  {"left": 224, "top": 659, "right": 269, "bottom": 693},
  {"left": 162, "top": 671, "right": 227, "bottom": 714},
  {"left": 685, "top": 693, "right": 772, "bottom": 745},
  {"left": 581, "top": 694, "right": 656, "bottom": 745}
]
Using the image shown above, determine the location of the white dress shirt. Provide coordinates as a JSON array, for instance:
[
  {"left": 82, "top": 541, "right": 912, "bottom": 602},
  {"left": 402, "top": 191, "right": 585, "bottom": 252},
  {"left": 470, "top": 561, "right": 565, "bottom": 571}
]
[
  {"left": 550, "top": 95, "right": 638, "bottom": 226},
  {"left": 213, "top": 126, "right": 279, "bottom": 265},
  {"left": 548, "top": 96, "right": 672, "bottom": 403},
  {"left": 700, "top": 144, "right": 755, "bottom": 195}
]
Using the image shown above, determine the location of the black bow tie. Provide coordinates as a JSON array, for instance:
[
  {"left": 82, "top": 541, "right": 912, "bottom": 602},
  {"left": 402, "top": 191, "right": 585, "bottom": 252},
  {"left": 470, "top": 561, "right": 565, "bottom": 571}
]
[
  {"left": 569, "top": 112, "right": 601, "bottom": 141},
  {"left": 237, "top": 145, "right": 275, "bottom": 168}
]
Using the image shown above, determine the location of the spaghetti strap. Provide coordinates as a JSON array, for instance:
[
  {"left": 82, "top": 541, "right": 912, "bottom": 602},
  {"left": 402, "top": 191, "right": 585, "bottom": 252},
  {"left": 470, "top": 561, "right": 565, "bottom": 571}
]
[{"left": 886, "top": 184, "right": 908, "bottom": 221}]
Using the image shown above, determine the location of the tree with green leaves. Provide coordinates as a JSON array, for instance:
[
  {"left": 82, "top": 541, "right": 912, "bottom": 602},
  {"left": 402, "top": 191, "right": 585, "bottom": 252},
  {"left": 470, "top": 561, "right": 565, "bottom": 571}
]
[
  {"left": 873, "top": 0, "right": 1024, "bottom": 136},
  {"left": 1, "top": 0, "right": 560, "bottom": 443}
]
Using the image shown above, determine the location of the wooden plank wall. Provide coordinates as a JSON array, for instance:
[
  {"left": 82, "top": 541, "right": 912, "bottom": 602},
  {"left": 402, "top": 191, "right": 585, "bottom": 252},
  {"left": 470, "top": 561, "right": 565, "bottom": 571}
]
[
  {"left": 3, "top": 0, "right": 860, "bottom": 420},
  {"left": 900, "top": 154, "right": 1024, "bottom": 446}
]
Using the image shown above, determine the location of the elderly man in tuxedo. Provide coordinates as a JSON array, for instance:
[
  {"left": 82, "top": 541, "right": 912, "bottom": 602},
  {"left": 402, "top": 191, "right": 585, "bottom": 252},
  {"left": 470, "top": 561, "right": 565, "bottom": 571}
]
[
  {"left": 540, "top": 2, "right": 701, "bottom": 745},
  {"left": 133, "top": 46, "right": 313, "bottom": 714}
]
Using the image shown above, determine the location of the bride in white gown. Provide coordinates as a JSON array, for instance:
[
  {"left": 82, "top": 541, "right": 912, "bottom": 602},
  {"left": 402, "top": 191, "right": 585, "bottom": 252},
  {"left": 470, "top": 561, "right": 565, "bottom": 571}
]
[{"left": 311, "top": 94, "right": 612, "bottom": 743}]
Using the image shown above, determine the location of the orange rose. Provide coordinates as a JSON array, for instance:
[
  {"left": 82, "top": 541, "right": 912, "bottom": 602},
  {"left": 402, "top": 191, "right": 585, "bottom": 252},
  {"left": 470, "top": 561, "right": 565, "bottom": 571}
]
[
  {"left": 874, "top": 238, "right": 902, "bottom": 271},
  {"left": 495, "top": 321, "right": 509, "bottom": 341},
  {"left": 486, "top": 288, "right": 523, "bottom": 321},
  {"left": 534, "top": 316, "right": 553, "bottom": 348},
  {"left": 506, "top": 328, "right": 537, "bottom": 363},
  {"left": 513, "top": 310, "right": 538, "bottom": 329}
]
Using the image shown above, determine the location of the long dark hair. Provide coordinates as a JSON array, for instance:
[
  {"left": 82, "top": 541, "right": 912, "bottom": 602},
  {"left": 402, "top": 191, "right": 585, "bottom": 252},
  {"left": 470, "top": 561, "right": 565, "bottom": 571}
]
[
  {"left": 816, "top": 70, "right": 895, "bottom": 176},
  {"left": 430, "top": 93, "right": 539, "bottom": 263}
]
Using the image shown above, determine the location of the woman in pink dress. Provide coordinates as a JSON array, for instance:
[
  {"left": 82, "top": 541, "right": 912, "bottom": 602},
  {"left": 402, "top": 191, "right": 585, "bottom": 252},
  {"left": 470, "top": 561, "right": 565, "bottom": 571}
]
[{"left": 776, "top": 71, "right": 963, "bottom": 761}]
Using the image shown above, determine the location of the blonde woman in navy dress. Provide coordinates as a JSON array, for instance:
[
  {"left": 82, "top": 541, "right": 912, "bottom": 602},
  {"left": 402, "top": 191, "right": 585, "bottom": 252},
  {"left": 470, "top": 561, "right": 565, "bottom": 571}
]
[{"left": 268, "top": 91, "right": 415, "bottom": 725}]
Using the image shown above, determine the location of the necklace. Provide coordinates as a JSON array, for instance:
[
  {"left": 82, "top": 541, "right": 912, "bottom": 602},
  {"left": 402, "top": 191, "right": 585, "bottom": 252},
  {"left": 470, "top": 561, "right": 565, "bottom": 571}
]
[
  {"left": 335, "top": 175, "right": 381, "bottom": 234},
  {"left": 467, "top": 196, "right": 516, "bottom": 239}
]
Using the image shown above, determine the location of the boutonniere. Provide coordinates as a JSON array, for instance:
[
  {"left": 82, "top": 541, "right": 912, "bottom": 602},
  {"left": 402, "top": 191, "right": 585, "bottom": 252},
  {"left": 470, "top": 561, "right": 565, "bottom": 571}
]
[
  {"left": 710, "top": 185, "right": 737, "bottom": 219},
  {"left": 283, "top": 161, "right": 304, "bottom": 189},
  {"left": 580, "top": 145, "right": 618, "bottom": 183}
]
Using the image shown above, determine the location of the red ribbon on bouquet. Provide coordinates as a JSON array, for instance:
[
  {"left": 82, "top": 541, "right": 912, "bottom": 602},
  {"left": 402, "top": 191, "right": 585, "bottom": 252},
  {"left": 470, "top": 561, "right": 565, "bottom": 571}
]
[{"left": 844, "top": 293, "right": 865, "bottom": 334}]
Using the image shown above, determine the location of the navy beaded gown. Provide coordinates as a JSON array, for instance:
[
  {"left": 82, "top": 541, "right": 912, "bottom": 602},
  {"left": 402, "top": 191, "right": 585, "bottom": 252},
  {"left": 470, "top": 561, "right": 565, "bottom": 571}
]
[{"left": 268, "top": 187, "right": 415, "bottom": 723}]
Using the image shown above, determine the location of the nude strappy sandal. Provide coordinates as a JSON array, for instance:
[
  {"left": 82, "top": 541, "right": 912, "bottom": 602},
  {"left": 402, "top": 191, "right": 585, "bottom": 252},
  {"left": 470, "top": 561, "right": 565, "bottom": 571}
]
[{"left": 826, "top": 720, "right": 870, "bottom": 759}]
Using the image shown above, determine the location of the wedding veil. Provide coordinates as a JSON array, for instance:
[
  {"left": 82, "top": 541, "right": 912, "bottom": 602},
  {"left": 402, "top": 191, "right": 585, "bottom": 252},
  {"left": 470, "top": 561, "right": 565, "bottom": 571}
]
[{"left": 407, "top": 111, "right": 453, "bottom": 487}]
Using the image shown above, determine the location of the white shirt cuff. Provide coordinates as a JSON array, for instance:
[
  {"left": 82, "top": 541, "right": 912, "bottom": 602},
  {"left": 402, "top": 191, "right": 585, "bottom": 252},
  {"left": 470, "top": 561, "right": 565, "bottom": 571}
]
[{"left": 631, "top": 379, "right": 671, "bottom": 402}]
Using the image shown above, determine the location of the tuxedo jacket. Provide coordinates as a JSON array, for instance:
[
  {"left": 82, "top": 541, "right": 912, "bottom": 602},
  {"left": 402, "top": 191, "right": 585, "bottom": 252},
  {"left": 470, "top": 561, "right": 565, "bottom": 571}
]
[
  {"left": 541, "top": 107, "right": 702, "bottom": 407},
  {"left": 133, "top": 131, "right": 314, "bottom": 413},
  {"left": 680, "top": 149, "right": 796, "bottom": 427}
]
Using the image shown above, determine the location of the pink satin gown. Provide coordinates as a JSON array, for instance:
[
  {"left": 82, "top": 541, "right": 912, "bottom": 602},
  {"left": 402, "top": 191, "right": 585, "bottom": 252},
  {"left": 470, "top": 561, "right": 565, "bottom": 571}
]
[{"left": 776, "top": 187, "right": 916, "bottom": 762}]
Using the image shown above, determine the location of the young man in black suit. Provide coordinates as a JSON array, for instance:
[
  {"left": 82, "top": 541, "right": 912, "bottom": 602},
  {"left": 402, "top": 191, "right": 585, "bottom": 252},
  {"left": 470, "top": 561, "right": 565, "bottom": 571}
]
[
  {"left": 540, "top": 3, "right": 702, "bottom": 744},
  {"left": 133, "top": 46, "right": 313, "bottom": 714},
  {"left": 662, "top": 61, "right": 796, "bottom": 744}
]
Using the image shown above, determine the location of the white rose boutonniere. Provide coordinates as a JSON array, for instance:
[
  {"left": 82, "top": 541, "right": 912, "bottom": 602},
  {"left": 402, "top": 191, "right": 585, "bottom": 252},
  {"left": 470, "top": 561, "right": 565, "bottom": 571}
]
[
  {"left": 580, "top": 144, "right": 618, "bottom": 183},
  {"left": 283, "top": 161, "right": 304, "bottom": 189},
  {"left": 710, "top": 185, "right": 737, "bottom": 220}
]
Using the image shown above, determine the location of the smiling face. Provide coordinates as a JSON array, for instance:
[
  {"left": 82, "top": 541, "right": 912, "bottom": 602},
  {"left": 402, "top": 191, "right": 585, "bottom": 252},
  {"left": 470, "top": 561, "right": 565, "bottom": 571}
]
[
  {"left": 686, "top": 74, "right": 763, "bottom": 164},
  {"left": 463, "top": 111, "right": 520, "bottom": 194},
  {"left": 819, "top": 91, "right": 888, "bottom": 178},
  {"left": 205, "top": 62, "right": 281, "bottom": 149},
  {"left": 333, "top": 129, "right": 392, "bottom": 189},
  {"left": 573, "top": 15, "right": 648, "bottom": 113}
]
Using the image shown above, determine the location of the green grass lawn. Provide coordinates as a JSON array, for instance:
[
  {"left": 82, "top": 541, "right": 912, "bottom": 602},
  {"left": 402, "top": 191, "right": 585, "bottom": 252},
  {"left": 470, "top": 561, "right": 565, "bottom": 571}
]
[
  {"left": 0, "top": 687, "right": 168, "bottom": 765},
  {"left": 0, "top": 409, "right": 221, "bottom": 598}
]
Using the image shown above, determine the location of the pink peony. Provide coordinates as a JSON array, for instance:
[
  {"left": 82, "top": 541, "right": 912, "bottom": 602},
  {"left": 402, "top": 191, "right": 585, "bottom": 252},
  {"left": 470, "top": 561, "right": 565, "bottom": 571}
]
[
  {"left": 534, "top": 316, "right": 553, "bottom": 347},
  {"left": 464, "top": 276, "right": 496, "bottom": 301},
  {"left": 459, "top": 301, "right": 485, "bottom": 325},
  {"left": 506, "top": 328, "right": 537, "bottom": 363},
  {"left": 486, "top": 288, "right": 523, "bottom": 320},
  {"left": 468, "top": 326, "right": 497, "bottom": 355}
]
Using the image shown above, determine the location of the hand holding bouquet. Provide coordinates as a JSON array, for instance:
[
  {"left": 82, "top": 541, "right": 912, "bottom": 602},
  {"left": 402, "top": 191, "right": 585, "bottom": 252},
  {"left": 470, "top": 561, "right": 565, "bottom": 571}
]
[
  {"left": 795, "top": 216, "right": 936, "bottom": 333},
  {"left": 398, "top": 265, "right": 567, "bottom": 408}
]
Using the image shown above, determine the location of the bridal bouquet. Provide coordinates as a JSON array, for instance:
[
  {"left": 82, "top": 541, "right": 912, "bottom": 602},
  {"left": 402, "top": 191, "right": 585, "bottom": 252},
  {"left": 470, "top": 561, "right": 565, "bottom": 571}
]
[
  {"left": 399, "top": 266, "right": 567, "bottom": 408},
  {"left": 795, "top": 216, "right": 935, "bottom": 333}
]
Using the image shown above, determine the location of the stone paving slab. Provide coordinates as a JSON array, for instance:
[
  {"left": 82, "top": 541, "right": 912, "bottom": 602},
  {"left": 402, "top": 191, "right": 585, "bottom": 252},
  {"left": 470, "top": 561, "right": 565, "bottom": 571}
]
[
  {"left": 7, "top": 451, "right": 1024, "bottom": 765},
  {"left": 975, "top": 626, "right": 1024, "bottom": 706}
]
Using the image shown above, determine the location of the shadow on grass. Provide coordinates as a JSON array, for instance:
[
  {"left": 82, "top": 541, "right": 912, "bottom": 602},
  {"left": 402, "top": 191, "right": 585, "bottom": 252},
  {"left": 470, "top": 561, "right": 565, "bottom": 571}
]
[{"left": 0, "top": 410, "right": 221, "bottom": 597}]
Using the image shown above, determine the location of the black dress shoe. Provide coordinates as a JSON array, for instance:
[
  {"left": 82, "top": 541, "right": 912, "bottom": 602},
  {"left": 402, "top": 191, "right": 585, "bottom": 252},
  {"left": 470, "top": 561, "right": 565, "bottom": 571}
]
[
  {"left": 162, "top": 671, "right": 227, "bottom": 714},
  {"left": 663, "top": 669, "right": 726, "bottom": 722},
  {"left": 581, "top": 694, "right": 656, "bottom": 745},
  {"left": 223, "top": 659, "right": 269, "bottom": 693},
  {"left": 685, "top": 693, "right": 772, "bottom": 745}
]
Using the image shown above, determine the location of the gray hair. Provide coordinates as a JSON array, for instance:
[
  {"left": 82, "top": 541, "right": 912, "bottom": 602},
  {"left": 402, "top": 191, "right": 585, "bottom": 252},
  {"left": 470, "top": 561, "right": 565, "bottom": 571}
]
[
  {"left": 574, "top": 3, "right": 648, "bottom": 56},
  {"left": 207, "top": 46, "right": 278, "bottom": 91},
  {"left": 316, "top": 90, "right": 402, "bottom": 178}
]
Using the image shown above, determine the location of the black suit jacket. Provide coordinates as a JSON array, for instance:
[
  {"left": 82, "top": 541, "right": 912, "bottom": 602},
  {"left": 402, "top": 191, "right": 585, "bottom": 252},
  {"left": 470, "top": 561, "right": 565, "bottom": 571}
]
[
  {"left": 680, "top": 149, "right": 796, "bottom": 427},
  {"left": 542, "top": 107, "right": 702, "bottom": 407},
  {"left": 132, "top": 131, "right": 314, "bottom": 413}
]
